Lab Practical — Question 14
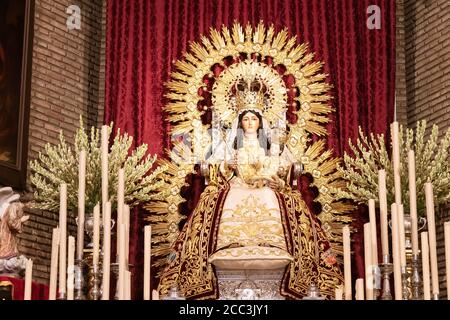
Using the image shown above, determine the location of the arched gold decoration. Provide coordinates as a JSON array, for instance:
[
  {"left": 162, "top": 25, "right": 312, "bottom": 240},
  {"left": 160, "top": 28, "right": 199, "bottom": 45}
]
[{"left": 145, "top": 21, "right": 353, "bottom": 273}]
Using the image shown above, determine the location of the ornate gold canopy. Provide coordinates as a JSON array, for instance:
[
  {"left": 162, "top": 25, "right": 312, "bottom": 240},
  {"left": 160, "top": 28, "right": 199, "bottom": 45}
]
[{"left": 145, "top": 22, "right": 353, "bottom": 273}]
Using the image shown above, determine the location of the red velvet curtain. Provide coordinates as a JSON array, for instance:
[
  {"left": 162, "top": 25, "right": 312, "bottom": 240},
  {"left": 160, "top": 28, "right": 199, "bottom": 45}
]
[{"left": 105, "top": 0, "right": 396, "bottom": 299}]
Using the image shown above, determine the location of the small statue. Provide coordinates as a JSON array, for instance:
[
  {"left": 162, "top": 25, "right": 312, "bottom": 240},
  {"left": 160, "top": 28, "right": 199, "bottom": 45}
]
[
  {"left": 158, "top": 77, "right": 344, "bottom": 299},
  {"left": 0, "top": 187, "right": 29, "bottom": 275}
]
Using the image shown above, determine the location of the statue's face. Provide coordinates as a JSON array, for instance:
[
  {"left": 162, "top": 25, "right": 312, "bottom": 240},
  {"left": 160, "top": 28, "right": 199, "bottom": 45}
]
[{"left": 241, "top": 112, "right": 260, "bottom": 134}]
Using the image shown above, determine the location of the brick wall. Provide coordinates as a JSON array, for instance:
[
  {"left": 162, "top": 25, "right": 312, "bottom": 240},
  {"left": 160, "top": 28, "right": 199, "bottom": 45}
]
[
  {"left": 404, "top": 0, "right": 450, "bottom": 299},
  {"left": 15, "top": 0, "right": 106, "bottom": 284},
  {"left": 405, "top": 0, "right": 450, "bottom": 136}
]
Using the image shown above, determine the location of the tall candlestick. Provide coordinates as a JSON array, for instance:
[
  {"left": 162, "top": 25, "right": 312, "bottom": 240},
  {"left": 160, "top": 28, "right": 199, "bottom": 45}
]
[
  {"left": 343, "top": 226, "right": 352, "bottom": 300},
  {"left": 24, "top": 259, "right": 33, "bottom": 300},
  {"left": 49, "top": 227, "right": 60, "bottom": 300},
  {"left": 378, "top": 170, "right": 389, "bottom": 256},
  {"left": 355, "top": 278, "right": 364, "bottom": 300},
  {"left": 364, "top": 223, "right": 373, "bottom": 300},
  {"left": 391, "top": 203, "right": 402, "bottom": 300},
  {"left": 58, "top": 183, "right": 67, "bottom": 297},
  {"left": 391, "top": 122, "right": 402, "bottom": 204},
  {"left": 398, "top": 204, "right": 407, "bottom": 267},
  {"left": 93, "top": 203, "right": 100, "bottom": 267},
  {"left": 125, "top": 270, "right": 131, "bottom": 300},
  {"left": 67, "top": 236, "right": 75, "bottom": 300},
  {"left": 102, "top": 202, "right": 111, "bottom": 300},
  {"left": 144, "top": 225, "right": 152, "bottom": 300},
  {"left": 117, "top": 168, "right": 125, "bottom": 254},
  {"left": 424, "top": 182, "right": 439, "bottom": 297},
  {"left": 77, "top": 150, "right": 86, "bottom": 260},
  {"left": 368, "top": 199, "right": 378, "bottom": 265},
  {"left": 421, "top": 232, "right": 431, "bottom": 300},
  {"left": 444, "top": 222, "right": 450, "bottom": 300},
  {"left": 408, "top": 150, "right": 419, "bottom": 255},
  {"left": 118, "top": 224, "right": 126, "bottom": 300},
  {"left": 124, "top": 204, "right": 130, "bottom": 265},
  {"left": 101, "top": 125, "right": 109, "bottom": 227}
]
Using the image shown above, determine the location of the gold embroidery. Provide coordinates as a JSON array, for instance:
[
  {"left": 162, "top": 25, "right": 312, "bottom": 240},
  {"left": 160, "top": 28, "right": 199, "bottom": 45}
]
[
  {"left": 278, "top": 189, "right": 344, "bottom": 299},
  {"left": 217, "top": 194, "right": 286, "bottom": 250},
  {"left": 158, "top": 185, "right": 228, "bottom": 299},
  {"left": 159, "top": 185, "right": 344, "bottom": 300}
]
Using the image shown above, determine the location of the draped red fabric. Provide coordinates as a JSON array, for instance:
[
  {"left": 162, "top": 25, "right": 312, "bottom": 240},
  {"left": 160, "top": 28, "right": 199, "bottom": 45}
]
[{"left": 105, "top": 0, "right": 396, "bottom": 299}]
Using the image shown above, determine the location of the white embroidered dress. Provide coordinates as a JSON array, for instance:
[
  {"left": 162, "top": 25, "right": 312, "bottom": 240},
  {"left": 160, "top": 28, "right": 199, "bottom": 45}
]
[{"left": 208, "top": 135, "right": 295, "bottom": 269}]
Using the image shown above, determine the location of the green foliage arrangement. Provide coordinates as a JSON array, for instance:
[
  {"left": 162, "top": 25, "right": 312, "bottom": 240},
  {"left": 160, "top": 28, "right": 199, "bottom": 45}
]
[
  {"left": 337, "top": 120, "right": 450, "bottom": 216},
  {"left": 30, "top": 118, "right": 167, "bottom": 214}
]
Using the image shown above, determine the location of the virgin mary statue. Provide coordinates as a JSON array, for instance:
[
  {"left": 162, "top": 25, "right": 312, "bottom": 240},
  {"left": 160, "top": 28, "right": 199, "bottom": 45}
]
[{"left": 157, "top": 75, "right": 344, "bottom": 300}]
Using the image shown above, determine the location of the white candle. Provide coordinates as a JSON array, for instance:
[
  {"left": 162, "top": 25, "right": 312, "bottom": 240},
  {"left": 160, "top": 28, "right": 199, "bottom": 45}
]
[
  {"left": 77, "top": 150, "right": 86, "bottom": 260},
  {"left": 152, "top": 289, "right": 159, "bottom": 300},
  {"left": 93, "top": 203, "right": 100, "bottom": 267},
  {"left": 49, "top": 227, "right": 60, "bottom": 300},
  {"left": 101, "top": 125, "right": 109, "bottom": 227},
  {"left": 408, "top": 150, "right": 419, "bottom": 255},
  {"left": 391, "top": 122, "right": 402, "bottom": 204},
  {"left": 391, "top": 203, "right": 402, "bottom": 300},
  {"left": 58, "top": 183, "right": 67, "bottom": 297},
  {"left": 398, "top": 204, "right": 407, "bottom": 268},
  {"left": 378, "top": 170, "right": 389, "bottom": 256},
  {"left": 118, "top": 223, "right": 126, "bottom": 300},
  {"left": 421, "top": 232, "right": 431, "bottom": 300},
  {"left": 425, "top": 182, "right": 439, "bottom": 297},
  {"left": 124, "top": 204, "right": 130, "bottom": 265},
  {"left": 343, "top": 226, "right": 352, "bottom": 300},
  {"left": 368, "top": 199, "right": 378, "bottom": 265},
  {"left": 444, "top": 222, "right": 450, "bottom": 300},
  {"left": 117, "top": 168, "right": 125, "bottom": 254},
  {"left": 144, "top": 225, "right": 152, "bottom": 300},
  {"left": 355, "top": 278, "right": 364, "bottom": 300},
  {"left": 102, "top": 202, "right": 112, "bottom": 300},
  {"left": 125, "top": 270, "right": 132, "bottom": 300},
  {"left": 24, "top": 259, "right": 33, "bottom": 300},
  {"left": 67, "top": 236, "right": 75, "bottom": 300},
  {"left": 364, "top": 223, "right": 373, "bottom": 300},
  {"left": 335, "top": 287, "right": 343, "bottom": 300}
]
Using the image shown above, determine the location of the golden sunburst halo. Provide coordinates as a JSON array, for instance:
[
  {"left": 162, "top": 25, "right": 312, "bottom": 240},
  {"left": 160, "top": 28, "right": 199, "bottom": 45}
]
[{"left": 165, "top": 21, "right": 334, "bottom": 158}]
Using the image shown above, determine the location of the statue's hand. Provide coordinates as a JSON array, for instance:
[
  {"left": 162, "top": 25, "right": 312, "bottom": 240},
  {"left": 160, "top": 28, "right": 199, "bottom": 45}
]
[
  {"left": 268, "top": 176, "right": 285, "bottom": 190},
  {"left": 268, "top": 179, "right": 279, "bottom": 189},
  {"left": 226, "top": 159, "right": 238, "bottom": 171}
]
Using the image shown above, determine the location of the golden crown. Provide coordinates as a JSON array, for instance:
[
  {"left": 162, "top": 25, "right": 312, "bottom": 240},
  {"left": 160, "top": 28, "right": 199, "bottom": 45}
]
[{"left": 234, "top": 78, "right": 266, "bottom": 112}]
